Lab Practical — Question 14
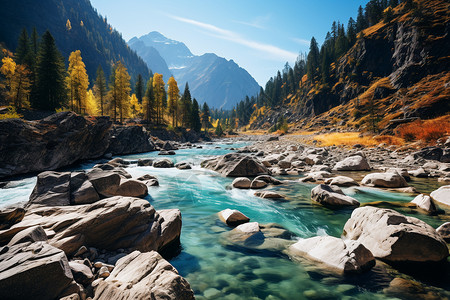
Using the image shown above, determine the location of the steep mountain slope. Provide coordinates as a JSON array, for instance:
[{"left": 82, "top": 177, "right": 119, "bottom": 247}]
[
  {"left": 0, "top": 0, "right": 149, "bottom": 83},
  {"left": 127, "top": 40, "right": 172, "bottom": 80},
  {"left": 129, "top": 32, "right": 261, "bottom": 109},
  {"left": 249, "top": 0, "right": 449, "bottom": 133}
]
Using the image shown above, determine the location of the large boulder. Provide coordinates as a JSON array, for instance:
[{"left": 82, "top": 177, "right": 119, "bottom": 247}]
[
  {"left": 201, "top": 153, "right": 268, "bottom": 177},
  {"left": 92, "top": 251, "right": 194, "bottom": 300},
  {"left": 218, "top": 209, "right": 250, "bottom": 227},
  {"left": 1, "top": 197, "right": 182, "bottom": 256},
  {"left": 311, "top": 184, "right": 360, "bottom": 208},
  {"left": 106, "top": 125, "right": 155, "bottom": 155},
  {"left": 87, "top": 169, "right": 121, "bottom": 198},
  {"left": 333, "top": 156, "right": 371, "bottom": 171},
  {"left": 0, "top": 241, "right": 78, "bottom": 300},
  {"left": 28, "top": 171, "right": 72, "bottom": 207},
  {"left": 231, "top": 177, "right": 251, "bottom": 189},
  {"left": 115, "top": 179, "right": 148, "bottom": 198},
  {"left": 70, "top": 172, "right": 100, "bottom": 205},
  {"left": 343, "top": 206, "right": 449, "bottom": 263},
  {"left": 430, "top": 185, "right": 450, "bottom": 206},
  {"left": 288, "top": 236, "right": 375, "bottom": 274},
  {"left": 0, "top": 112, "right": 112, "bottom": 179},
  {"left": 361, "top": 172, "right": 408, "bottom": 188}
]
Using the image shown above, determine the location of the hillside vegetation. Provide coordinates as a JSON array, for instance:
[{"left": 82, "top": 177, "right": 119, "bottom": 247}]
[{"left": 233, "top": 0, "right": 449, "bottom": 141}]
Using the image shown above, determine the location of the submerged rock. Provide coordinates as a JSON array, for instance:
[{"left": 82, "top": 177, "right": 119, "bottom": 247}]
[
  {"left": 254, "top": 191, "right": 285, "bottom": 200},
  {"left": 343, "top": 206, "right": 448, "bottom": 263},
  {"left": 288, "top": 236, "right": 375, "bottom": 274},
  {"left": 201, "top": 153, "right": 268, "bottom": 177},
  {"left": 311, "top": 184, "right": 360, "bottom": 208},
  {"left": 93, "top": 251, "right": 195, "bottom": 300}
]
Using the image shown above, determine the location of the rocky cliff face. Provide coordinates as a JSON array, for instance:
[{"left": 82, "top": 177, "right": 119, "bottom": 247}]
[
  {"left": 0, "top": 112, "right": 112, "bottom": 178},
  {"left": 250, "top": 0, "right": 450, "bottom": 132}
]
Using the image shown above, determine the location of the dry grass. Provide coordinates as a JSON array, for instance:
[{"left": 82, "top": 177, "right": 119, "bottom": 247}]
[
  {"left": 396, "top": 115, "right": 450, "bottom": 142},
  {"left": 308, "top": 132, "right": 404, "bottom": 147}
]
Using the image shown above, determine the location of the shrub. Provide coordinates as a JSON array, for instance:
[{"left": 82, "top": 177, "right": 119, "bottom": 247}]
[
  {"left": 0, "top": 106, "right": 22, "bottom": 119},
  {"left": 396, "top": 117, "right": 450, "bottom": 143}
]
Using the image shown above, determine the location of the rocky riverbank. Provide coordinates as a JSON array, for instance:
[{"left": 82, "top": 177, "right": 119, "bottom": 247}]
[
  {"left": 0, "top": 112, "right": 209, "bottom": 179},
  {"left": 0, "top": 165, "right": 195, "bottom": 300}
]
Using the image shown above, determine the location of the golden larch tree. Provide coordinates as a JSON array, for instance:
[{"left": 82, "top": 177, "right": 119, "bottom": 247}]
[
  {"left": 67, "top": 50, "right": 89, "bottom": 114},
  {"left": 85, "top": 89, "right": 98, "bottom": 116},
  {"left": 129, "top": 93, "right": 143, "bottom": 118},
  {"left": 113, "top": 61, "right": 131, "bottom": 123},
  {"left": 167, "top": 76, "right": 180, "bottom": 127},
  {"left": 152, "top": 73, "right": 165, "bottom": 125}
]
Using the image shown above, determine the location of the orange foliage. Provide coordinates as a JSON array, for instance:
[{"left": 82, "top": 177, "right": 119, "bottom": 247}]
[{"left": 396, "top": 116, "right": 450, "bottom": 142}]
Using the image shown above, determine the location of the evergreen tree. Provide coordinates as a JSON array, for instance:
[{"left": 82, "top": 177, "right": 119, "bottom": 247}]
[
  {"left": 181, "top": 82, "right": 192, "bottom": 128},
  {"left": 31, "top": 27, "right": 39, "bottom": 57},
  {"left": 94, "top": 65, "right": 106, "bottom": 116},
  {"left": 135, "top": 74, "right": 144, "bottom": 104},
  {"left": 143, "top": 77, "right": 155, "bottom": 124},
  {"left": 201, "top": 102, "right": 210, "bottom": 132},
  {"left": 191, "top": 98, "right": 201, "bottom": 132},
  {"left": 33, "top": 30, "right": 67, "bottom": 110},
  {"left": 306, "top": 37, "right": 320, "bottom": 81},
  {"left": 356, "top": 6, "right": 367, "bottom": 32},
  {"left": 16, "top": 28, "right": 30, "bottom": 66},
  {"left": 215, "top": 120, "right": 224, "bottom": 136},
  {"left": 347, "top": 17, "right": 357, "bottom": 47}
]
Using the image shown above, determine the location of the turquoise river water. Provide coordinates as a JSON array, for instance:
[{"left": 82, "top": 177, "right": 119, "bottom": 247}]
[{"left": 1, "top": 141, "right": 449, "bottom": 299}]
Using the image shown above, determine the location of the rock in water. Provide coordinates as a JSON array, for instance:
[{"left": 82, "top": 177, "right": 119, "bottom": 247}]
[
  {"left": 93, "top": 251, "right": 194, "bottom": 300},
  {"left": 430, "top": 185, "right": 450, "bottom": 207},
  {"left": 218, "top": 209, "right": 250, "bottom": 227},
  {"left": 436, "top": 222, "right": 450, "bottom": 242},
  {"left": 343, "top": 206, "right": 448, "bottom": 263},
  {"left": 0, "top": 112, "right": 112, "bottom": 179},
  {"left": 288, "top": 236, "right": 375, "bottom": 274},
  {"left": 410, "top": 194, "right": 437, "bottom": 214},
  {"left": 311, "top": 184, "right": 360, "bottom": 208},
  {"left": 29, "top": 171, "right": 72, "bottom": 207},
  {"left": 325, "top": 176, "right": 359, "bottom": 187},
  {"left": 201, "top": 153, "right": 268, "bottom": 177},
  {"left": 361, "top": 172, "right": 408, "bottom": 188},
  {"left": 231, "top": 177, "right": 251, "bottom": 189},
  {"left": 333, "top": 156, "right": 371, "bottom": 171},
  {"left": 153, "top": 158, "right": 175, "bottom": 168},
  {"left": 0, "top": 241, "right": 77, "bottom": 300},
  {"left": 2, "top": 197, "right": 181, "bottom": 256}
]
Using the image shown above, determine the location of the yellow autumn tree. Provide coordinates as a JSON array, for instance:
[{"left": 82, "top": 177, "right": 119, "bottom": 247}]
[
  {"left": 152, "top": 73, "right": 165, "bottom": 125},
  {"left": 66, "top": 19, "right": 72, "bottom": 31},
  {"left": 129, "top": 93, "right": 143, "bottom": 118},
  {"left": 167, "top": 76, "right": 180, "bottom": 127},
  {"left": 110, "top": 61, "right": 131, "bottom": 123},
  {"left": 1, "top": 56, "right": 31, "bottom": 109},
  {"left": 67, "top": 50, "right": 89, "bottom": 114},
  {"left": 85, "top": 89, "right": 98, "bottom": 115}
]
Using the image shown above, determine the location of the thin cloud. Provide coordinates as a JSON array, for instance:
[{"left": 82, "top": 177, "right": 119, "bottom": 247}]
[
  {"left": 292, "top": 37, "right": 310, "bottom": 46},
  {"left": 233, "top": 20, "right": 265, "bottom": 29},
  {"left": 169, "top": 15, "right": 297, "bottom": 61},
  {"left": 232, "top": 15, "right": 271, "bottom": 30}
]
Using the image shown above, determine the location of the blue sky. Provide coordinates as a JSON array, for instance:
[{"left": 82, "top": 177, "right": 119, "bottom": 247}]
[{"left": 90, "top": 0, "right": 368, "bottom": 85}]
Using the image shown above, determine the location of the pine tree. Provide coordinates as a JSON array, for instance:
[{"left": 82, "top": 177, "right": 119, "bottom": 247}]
[
  {"left": 16, "top": 28, "right": 30, "bottom": 66},
  {"left": 356, "top": 6, "right": 367, "bottom": 32},
  {"left": 191, "top": 98, "right": 202, "bottom": 132},
  {"left": 143, "top": 77, "right": 155, "bottom": 124},
  {"left": 34, "top": 30, "right": 67, "bottom": 110},
  {"left": 201, "top": 102, "right": 210, "bottom": 132},
  {"left": 135, "top": 74, "right": 144, "bottom": 104},
  {"left": 94, "top": 65, "right": 106, "bottom": 116},
  {"left": 306, "top": 37, "right": 320, "bottom": 81},
  {"left": 167, "top": 76, "right": 180, "bottom": 127},
  {"left": 215, "top": 120, "right": 223, "bottom": 136},
  {"left": 181, "top": 82, "right": 192, "bottom": 128},
  {"left": 67, "top": 50, "right": 89, "bottom": 114},
  {"left": 347, "top": 17, "right": 357, "bottom": 47}
]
